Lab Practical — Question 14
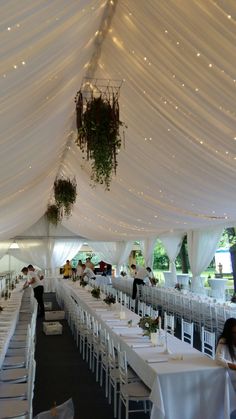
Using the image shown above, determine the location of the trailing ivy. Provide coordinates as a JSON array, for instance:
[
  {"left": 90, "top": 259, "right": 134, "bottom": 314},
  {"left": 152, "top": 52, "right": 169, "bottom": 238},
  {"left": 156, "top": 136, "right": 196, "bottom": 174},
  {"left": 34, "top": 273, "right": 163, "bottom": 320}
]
[
  {"left": 45, "top": 204, "right": 61, "bottom": 226},
  {"left": 54, "top": 178, "right": 77, "bottom": 216},
  {"left": 75, "top": 92, "right": 125, "bottom": 190}
]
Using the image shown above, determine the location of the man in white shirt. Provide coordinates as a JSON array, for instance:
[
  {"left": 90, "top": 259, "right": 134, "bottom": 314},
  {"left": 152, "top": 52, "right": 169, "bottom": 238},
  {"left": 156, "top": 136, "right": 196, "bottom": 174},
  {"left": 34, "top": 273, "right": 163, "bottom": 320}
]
[
  {"left": 81, "top": 266, "right": 96, "bottom": 283},
  {"left": 22, "top": 266, "right": 45, "bottom": 318}
]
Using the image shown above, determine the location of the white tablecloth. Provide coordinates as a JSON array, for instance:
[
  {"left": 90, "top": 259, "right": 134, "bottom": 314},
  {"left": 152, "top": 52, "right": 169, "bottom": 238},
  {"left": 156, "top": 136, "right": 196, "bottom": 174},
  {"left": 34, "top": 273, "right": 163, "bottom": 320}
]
[
  {"left": 56, "top": 279, "right": 236, "bottom": 419},
  {"left": 0, "top": 284, "right": 24, "bottom": 368}
]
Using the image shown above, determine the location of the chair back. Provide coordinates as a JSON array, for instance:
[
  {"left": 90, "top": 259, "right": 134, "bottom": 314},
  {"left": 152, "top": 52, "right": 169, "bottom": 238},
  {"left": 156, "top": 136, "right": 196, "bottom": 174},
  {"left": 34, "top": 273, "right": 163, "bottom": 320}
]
[
  {"left": 164, "top": 312, "right": 174, "bottom": 335},
  {"left": 34, "top": 398, "right": 74, "bottom": 419},
  {"left": 181, "top": 319, "right": 194, "bottom": 346},
  {"left": 118, "top": 351, "right": 128, "bottom": 386},
  {"left": 201, "top": 327, "right": 215, "bottom": 359}
]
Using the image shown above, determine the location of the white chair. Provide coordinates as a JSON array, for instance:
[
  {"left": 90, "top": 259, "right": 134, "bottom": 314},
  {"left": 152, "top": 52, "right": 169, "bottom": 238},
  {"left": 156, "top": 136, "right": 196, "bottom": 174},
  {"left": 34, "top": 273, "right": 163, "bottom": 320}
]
[
  {"left": 118, "top": 351, "right": 151, "bottom": 419},
  {"left": 181, "top": 319, "right": 194, "bottom": 346},
  {"left": 164, "top": 312, "right": 174, "bottom": 335},
  {"left": 201, "top": 327, "right": 215, "bottom": 359},
  {"left": 34, "top": 398, "right": 74, "bottom": 419}
]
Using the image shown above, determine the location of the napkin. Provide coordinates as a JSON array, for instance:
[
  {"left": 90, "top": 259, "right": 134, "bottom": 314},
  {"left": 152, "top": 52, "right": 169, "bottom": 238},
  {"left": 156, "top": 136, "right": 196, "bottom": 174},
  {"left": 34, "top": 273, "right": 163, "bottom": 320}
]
[
  {"left": 146, "top": 357, "right": 169, "bottom": 363},
  {"left": 131, "top": 343, "right": 153, "bottom": 348},
  {"left": 95, "top": 309, "right": 108, "bottom": 312}
]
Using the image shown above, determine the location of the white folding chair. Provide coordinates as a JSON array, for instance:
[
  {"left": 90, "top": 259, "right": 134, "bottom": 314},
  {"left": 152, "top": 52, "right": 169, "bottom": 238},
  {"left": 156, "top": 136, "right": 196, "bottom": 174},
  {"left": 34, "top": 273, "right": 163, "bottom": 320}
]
[
  {"left": 201, "top": 327, "right": 215, "bottom": 359},
  {"left": 181, "top": 319, "right": 194, "bottom": 346},
  {"left": 34, "top": 398, "right": 74, "bottom": 419},
  {"left": 164, "top": 312, "right": 175, "bottom": 335},
  {"left": 118, "top": 351, "right": 151, "bottom": 419}
]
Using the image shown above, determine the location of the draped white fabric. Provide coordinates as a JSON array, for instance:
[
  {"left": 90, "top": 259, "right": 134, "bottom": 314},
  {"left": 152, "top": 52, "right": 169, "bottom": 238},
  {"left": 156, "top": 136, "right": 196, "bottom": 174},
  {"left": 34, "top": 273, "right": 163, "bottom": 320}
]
[
  {"left": 16, "top": 238, "right": 82, "bottom": 270},
  {"left": 50, "top": 238, "right": 83, "bottom": 270},
  {"left": 187, "top": 227, "right": 223, "bottom": 290},
  {"left": 140, "top": 238, "right": 157, "bottom": 268},
  {"left": 159, "top": 233, "right": 184, "bottom": 284},
  {"left": 90, "top": 241, "right": 133, "bottom": 272},
  {"left": 0, "top": 241, "right": 11, "bottom": 260},
  {"left": 0, "top": 1, "right": 236, "bottom": 241}
]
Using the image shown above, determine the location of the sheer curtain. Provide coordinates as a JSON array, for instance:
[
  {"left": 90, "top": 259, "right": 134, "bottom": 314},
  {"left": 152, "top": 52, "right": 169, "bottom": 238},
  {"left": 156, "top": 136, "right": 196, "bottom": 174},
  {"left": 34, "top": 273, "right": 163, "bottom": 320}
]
[
  {"left": 50, "top": 238, "right": 83, "bottom": 271},
  {"left": 17, "top": 238, "right": 82, "bottom": 273},
  {"left": 187, "top": 227, "right": 223, "bottom": 291},
  {"left": 139, "top": 237, "right": 157, "bottom": 268},
  {"left": 0, "top": 241, "right": 11, "bottom": 260},
  {"left": 90, "top": 241, "right": 133, "bottom": 273},
  {"left": 159, "top": 233, "right": 184, "bottom": 285},
  {"left": 17, "top": 239, "right": 49, "bottom": 269}
]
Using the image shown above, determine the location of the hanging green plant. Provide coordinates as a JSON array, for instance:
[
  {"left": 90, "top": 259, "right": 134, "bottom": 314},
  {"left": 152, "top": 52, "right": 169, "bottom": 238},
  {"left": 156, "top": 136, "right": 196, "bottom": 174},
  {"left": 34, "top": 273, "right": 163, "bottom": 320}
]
[
  {"left": 75, "top": 88, "right": 125, "bottom": 190},
  {"left": 45, "top": 204, "right": 61, "bottom": 226},
  {"left": 54, "top": 178, "right": 77, "bottom": 217}
]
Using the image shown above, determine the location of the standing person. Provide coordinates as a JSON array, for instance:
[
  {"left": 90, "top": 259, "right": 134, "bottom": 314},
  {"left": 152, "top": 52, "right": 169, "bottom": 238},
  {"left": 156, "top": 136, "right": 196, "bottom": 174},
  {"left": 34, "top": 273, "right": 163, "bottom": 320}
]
[
  {"left": 63, "top": 260, "right": 72, "bottom": 279},
  {"left": 130, "top": 264, "right": 137, "bottom": 278},
  {"left": 76, "top": 260, "right": 84, "bottom": 279},
  {"left": 28, "top": 264, "right": 44, "bottom": 281},
  {"left": 215, "top": 318, "right": 236, "bottom": 390},
  {"left": 81, "top": 264, "right": 96, "bottom": 283},
  {"left": 85, "top": 257, "right": 94, "bottom": 270},
  {"left": 146, "top": 267, "right": 157, "bottom": 286},
  {"left": 131, "top": 267, "right": 147, "bottom": 300},
  {"left": 21, "top": 266, "right": 45, "bottom": 318}
]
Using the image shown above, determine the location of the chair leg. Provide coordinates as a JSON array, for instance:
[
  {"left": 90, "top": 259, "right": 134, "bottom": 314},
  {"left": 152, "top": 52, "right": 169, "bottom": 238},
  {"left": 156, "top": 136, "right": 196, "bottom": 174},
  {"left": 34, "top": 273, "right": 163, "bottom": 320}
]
[{"left": 118, "top": 394, "right": 121, "bottom": 419}]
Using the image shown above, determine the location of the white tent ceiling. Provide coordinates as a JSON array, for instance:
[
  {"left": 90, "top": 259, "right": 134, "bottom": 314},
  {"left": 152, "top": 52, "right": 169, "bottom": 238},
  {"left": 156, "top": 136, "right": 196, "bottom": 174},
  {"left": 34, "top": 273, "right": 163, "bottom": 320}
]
[{"left": 1, "top": 0, "right": 236, "bottom": 242}]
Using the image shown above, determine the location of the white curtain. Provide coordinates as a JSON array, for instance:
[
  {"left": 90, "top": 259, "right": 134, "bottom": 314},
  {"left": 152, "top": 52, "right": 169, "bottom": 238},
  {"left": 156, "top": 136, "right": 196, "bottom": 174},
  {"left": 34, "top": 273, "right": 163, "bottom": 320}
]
[
  {"left": 50, "top": 238, "right": 83, "bottom": 270},
  {"left": 90, "top": 241, "right": 133, "bottom": 273},
  {"left": 139, "top": 237, "right": 157, "bottom": 268},
  {"left": 187, "top": 227, "right": 223, "bottom": 291},
  {"left": 159, "top": 233, "right": 184, "bottom": 285},
  {"left": 0, "top": 241, "right": 12, "bottom": 260},
  {"left": 17, "top": 239, "right": 49, "bottom": 270},
  {"left": 17, "top": 238, "right": 82, "bottom": 272}
]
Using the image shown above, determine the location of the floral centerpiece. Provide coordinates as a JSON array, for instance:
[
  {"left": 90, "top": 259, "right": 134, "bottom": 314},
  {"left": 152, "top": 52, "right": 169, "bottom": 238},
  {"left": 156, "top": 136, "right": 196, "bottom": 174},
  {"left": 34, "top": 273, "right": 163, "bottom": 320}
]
[
  {"left": 103, "top": 294, "right": 116, "bottom": 306},
  {"left": 231, "top": 294, "right": 236, "bottom": 303},
  {"left": 80, "top": 279, "right": 87, "bottom": 288},
  {"left": 175, "top": 283, "right": 183, "bottom": 291},
  {"left": 138, "top": 315, "right": 159, "bottom": 337},
  {"left": 91, "top": 287, "right": 100, "bottom": 299}
]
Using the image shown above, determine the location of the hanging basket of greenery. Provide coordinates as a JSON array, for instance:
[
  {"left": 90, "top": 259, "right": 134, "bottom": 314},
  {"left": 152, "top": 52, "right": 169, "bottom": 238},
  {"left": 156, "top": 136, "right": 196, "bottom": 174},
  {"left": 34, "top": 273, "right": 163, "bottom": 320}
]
[
  {"left": 75, "top": 79, "right": 125, "bottom": 190},
  {"left": 45, "top": 204, "right": 61, "bottom": 226},
  {"left": 54, "top": 178, "right": 77, "bottom": 217}
]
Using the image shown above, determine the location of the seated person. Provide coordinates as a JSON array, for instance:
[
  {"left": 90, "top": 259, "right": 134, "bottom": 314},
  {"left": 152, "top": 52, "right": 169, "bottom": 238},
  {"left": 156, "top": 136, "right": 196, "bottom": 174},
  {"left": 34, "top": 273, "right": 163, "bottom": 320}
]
[{"left": 215, "top": 318, "right": 236, "bottom": 390}]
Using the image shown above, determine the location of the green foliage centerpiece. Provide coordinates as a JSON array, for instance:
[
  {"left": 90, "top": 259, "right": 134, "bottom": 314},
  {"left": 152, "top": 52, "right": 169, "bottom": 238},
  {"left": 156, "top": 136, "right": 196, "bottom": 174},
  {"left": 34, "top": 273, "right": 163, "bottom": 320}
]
[
  {"left": 80, "top": 278, "right": 87, "bottom": 288},
  {"left": 75, "top": 79, "right": 125, "bottom": 190},
  {"left": 91, "top": 287, "right": 100, "bottom": 299},
  {"left": 103, "top": 294, "right": 116, "bottom": 306},
  {"left": 138, "top": 315, "right": 159, "bottom": 337}
]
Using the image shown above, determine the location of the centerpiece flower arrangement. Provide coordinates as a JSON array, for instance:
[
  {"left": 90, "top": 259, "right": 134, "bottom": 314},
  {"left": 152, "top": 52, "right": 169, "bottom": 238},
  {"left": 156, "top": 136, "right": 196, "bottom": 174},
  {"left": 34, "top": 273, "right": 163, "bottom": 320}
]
[
  {"left": 138, "top": 315, "right": 159, "bottom": 337},
  {"left": 91, "top": 287, "right": 100, "bottom": 299},
  {"left": 231, "top": 294, "right": 236, "bottom": 303},
  {"left": 103, "top": 294, "right": 116, "bottom": 306},
  {"left": 175, "top": 283, "right": 183, "bottom": 291},
  {"left": 80, "top": 279, "right": 87, "bottom": 288}
]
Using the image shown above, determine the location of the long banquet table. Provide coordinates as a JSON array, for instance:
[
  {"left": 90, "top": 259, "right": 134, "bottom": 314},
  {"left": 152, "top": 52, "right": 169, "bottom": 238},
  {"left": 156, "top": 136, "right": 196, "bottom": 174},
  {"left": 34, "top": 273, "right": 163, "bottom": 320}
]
[
  {"left": 56, "top": 279, "right": 236, "bottom": 419},
  {"left": 0, "top": 283, "right": 24, "bottom": 368}
]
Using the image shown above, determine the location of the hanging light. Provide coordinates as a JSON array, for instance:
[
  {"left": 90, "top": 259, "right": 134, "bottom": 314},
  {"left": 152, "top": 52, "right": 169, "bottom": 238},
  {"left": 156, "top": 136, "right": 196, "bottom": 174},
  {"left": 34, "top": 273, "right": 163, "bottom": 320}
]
[{"left": 9, "top": 240, "right": 19, "bottom": 249}]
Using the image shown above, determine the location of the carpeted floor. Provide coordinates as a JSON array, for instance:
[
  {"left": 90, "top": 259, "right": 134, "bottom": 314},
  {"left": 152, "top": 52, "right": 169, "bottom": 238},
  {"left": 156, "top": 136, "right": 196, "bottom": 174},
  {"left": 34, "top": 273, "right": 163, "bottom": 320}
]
[{"left": 33, "top": 293, "right": 150, "bottom": 419}]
